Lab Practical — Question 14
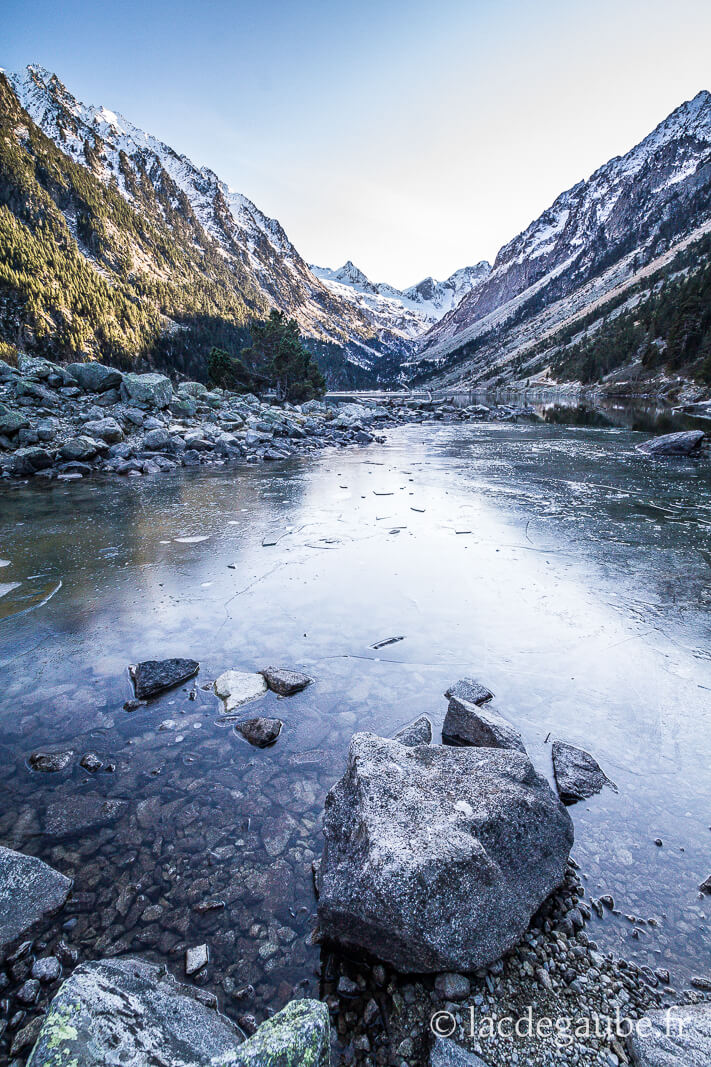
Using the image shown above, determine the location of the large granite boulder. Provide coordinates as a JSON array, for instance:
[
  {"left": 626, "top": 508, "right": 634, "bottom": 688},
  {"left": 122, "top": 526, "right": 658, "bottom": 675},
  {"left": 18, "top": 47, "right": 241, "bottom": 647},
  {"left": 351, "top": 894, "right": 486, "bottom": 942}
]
[
  {"left": 627, "top": 1001, "right": 711, "bottom": 1066},
  {"left": 232, "top": 998, "right": 330, "bottom": 1066},
  {"left": 26, "top": 957, "right": 244, "bottom": 1066},
  {"left": 121, "top": 372, "right": 173, "bottom": 409},
  {"left": 317, "top": 733, "right": 573, "bottom": 972},
  {"left": 442, "top": 695, "right": 526, "bottom": 752},
  {"left": 637, "top": 430, "right": 705, "bottom": 457},
  {"left": 0, "top": 846, "right": 72, "bottom": 955},
  {"left": 67, "top": 362, "right": 123, "bottom": 393}
]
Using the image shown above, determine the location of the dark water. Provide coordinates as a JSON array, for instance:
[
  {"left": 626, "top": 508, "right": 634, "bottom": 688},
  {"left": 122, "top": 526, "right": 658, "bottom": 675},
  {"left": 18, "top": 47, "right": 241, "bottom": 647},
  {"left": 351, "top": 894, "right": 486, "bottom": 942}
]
[{"left": 1, "top": 417, "right": 710, "bottom": 1027}]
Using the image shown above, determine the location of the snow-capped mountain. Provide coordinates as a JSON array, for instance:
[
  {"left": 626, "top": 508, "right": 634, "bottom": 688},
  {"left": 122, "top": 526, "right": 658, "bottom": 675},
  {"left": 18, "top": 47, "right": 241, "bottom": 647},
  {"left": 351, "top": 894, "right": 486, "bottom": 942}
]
[
  {"left": 310, "top": 260, "right": 490, "bottom": 341},
  {"left": 3, "top": 64, "right": 444, "bottom": 376},
  {"left": 416, "top": 90, "right": 711, "bottom": 386}
]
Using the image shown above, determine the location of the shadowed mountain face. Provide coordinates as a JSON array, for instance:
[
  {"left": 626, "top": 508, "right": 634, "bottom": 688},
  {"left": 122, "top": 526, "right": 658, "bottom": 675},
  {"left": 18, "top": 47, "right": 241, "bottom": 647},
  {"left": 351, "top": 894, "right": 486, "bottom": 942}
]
[{"left": 414, "top": 90, "right": 711, "bottom": 391}]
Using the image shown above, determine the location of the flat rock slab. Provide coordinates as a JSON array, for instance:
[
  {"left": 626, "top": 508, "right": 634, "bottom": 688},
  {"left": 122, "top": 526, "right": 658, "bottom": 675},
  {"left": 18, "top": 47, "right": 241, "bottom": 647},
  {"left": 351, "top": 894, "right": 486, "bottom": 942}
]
[
  {"left": 215, "top": 670, "right": 268, "bottom": 712},
  {"left": 444, "top": 679, "right": 494, "bottom": 705},
  {"left": 0, "top": 846, "right": 72, "bottom": 955},
  {"left": 552, "top": 740, "right": 617, "bottom": 804},
  {"left": 261, "top": 666, "right": 312, "bottom": 696},
  {"left": 627, "top": 1002, "right": 711, "bottom": 1066},
  {"left": 43, "top": 796, "right": 128, "bottom": 837},
  {"left": 443, "top": 696, "right": 526, "bottom": 752},
  {"left": 431, "top": 1037, "right": 488, "bottom": 1066},
  {"left": 394, "top": 715, "right": 433, "bottom": 746},
  {"left": 232, "top": 998, "right": 330, "bottom": 1067},
  {"left": 131, "top": 658, "right": 199, "bottom": 699},
  {"left": 235, "top": 717, "right": 283, "bottom": 748},
  {"left": 637, "top": 430, "right": 705, "bottom": 456},
  {"left": 318, "top": 733, "right": 573, "bottom": 972},
  {"left": 26, "top": 957, "right": 243, "bottom": 1066}
]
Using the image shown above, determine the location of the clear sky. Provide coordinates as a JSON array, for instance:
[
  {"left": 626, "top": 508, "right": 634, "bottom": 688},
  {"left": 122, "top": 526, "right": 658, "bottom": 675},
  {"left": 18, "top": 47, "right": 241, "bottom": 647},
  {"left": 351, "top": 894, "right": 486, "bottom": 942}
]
[{"left": 5, "top": 0, "right": 711, "bottom": 287}]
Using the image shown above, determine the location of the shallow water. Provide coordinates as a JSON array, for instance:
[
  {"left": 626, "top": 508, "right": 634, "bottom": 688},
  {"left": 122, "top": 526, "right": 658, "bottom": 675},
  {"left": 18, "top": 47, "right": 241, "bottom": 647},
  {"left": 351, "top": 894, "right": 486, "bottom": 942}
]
[{"left": 0, "top": 418, "right": 710, "bottom": 1025}]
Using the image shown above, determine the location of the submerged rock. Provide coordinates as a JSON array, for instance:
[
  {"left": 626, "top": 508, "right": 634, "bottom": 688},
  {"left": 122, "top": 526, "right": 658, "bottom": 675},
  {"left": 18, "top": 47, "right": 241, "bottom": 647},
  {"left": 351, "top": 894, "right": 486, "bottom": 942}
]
[
  {"left": 215, "top": 669, "right": 268, "bottom": 712},
  {"left": 42, "top": 796, "right": 127, "bottom": 837},
  {"left": 130, "top": 657, "right": 200, "bottom": 699},
  {"left": 393, "top": 715, "right": 433, "bottom": 746},
  {"left": 185, "top": 944, "right": 209, "bottom": 975},
  {"left": 25, "top": 957, "right": 244, "bottom": 1066},
  {"left": 232, "top": 998, "right": 330, "bottom": 1067},
  {"left": 637, "top": 429, "right": 705, "bottom": 456},
  {"left": 28, "top": 749, "right": 74, "bottom": 772},
  {"left": 235, "top": 717, "right": 283, "bottom": 748},
  {"left": 444, "top": 678, "right": 494, "bottom": 705},
  {"left": 0, "top": 846, "right": 72, "bottom": 955},
  {"left": 552, "top": 740, "right": 617, "bottom": 804},
  {"left": 627, "top": 1001, "right": 711, "bottom": 1066},
  {"left": 261, "top": 665, "right": 312, "bottom": 696},
  {"left": 317, "top": 733, "right": 573, "bottom": 972},
  {"left": 442, "top": 696, "right": 526, "bottom": 752}
]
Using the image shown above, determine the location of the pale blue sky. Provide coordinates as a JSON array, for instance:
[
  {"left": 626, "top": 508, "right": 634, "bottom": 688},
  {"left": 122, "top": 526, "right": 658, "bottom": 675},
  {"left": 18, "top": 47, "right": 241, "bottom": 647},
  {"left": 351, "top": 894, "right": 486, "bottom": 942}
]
[{"left": 5, "top": 0, "right": 711, "bottom": 286}]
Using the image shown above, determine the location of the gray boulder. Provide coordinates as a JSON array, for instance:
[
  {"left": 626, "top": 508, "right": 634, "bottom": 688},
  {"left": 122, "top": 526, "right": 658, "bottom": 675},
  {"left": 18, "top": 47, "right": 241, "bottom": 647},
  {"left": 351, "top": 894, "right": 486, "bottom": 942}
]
[
  {"left": 318, "top": 733, "right": 573, "bottom": 972},
  {"left": 26, "top": 957, "right": 244, "bottom": 1066},
  {"left": 143, "top": 427, "right": 171, "bottom": 451},
  {"left": 82, "top": 417, "right": 124, "bottom": 443},
  {"left": 0, "top": 846, "right": 72, "bottom": 955},
  {"left": 235, "top": 718, "right": 283, "bottom": 747},
  {"left": 443, "top": 696, "right": 526, "bottom": 752},
  {"left": 232, "top": 998, "right": 330, "bottom": 1066},
  {"left": 393, "top": 715, "right": 433, "bottom": 746},
  {"left": 261, "top": 666, "right": 312, "bottom": 696},
  {"left": 67, "top": 362, "right": 123, "bottom": 393},
  {"left": 59, "top": 436, "right": 102, "bottom": 461},
  {"left": 121, "top": 372, "right": 173, "bottom": 409},
  {"left": 552, "top": 740, "right": 616, "bottom": 804},
  {"left": 131, "top": 658, "right": 200, "bottom": 699},
  {"left": 627, "top": 1001, "right": 711, "bottom": 1066},
  {"left": 0, "top": 408, "right": 30, "bottom": 436},
  {"left": 10, "top": 446, "right": 54, "bottom": 475},
  {"left": 445, "top": 679, "right": 493, "bottom": 705},
  {"left": 637, "top": 430, "right": 705, "bottom": 456}
]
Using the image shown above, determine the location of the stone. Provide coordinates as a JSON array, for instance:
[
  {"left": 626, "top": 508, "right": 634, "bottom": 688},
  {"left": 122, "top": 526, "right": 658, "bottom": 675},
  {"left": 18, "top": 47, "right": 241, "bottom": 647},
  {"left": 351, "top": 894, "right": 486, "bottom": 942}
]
[
  {"left": 121, "top": 372, "right": 173, "bottom": 409},
  {"left": 261, "top": 666, "right": 312, "bottom": 696},
  {"left": 434, "top": 973, "right": 471, "bottom": 1001},
  {"left": 28, "top": 750, "right": 74, "bottom": 772},
  {"left": 131, "top": 658, "right": 200, "bottom": 699},
  {"left": 215, "top": 669, "right": 268, "bottom": 712},
  {"left": 143, "top": 427, "right": 171, "bottom": 451},
  {"left": 25, "top": 957, "right": 243, "bottom": 1066},
  {"left": 80, "top": 753, "right": 102, "bottom": 773},
  {"left": 66, "top": 362, "right": 123, "bottom": 393},
  {"left": 627, "top": 1001, "right": 711, "bottom": 1066},
  {"left": 32, "top": 956, "right": 61, "bottom": 982},
  {"left": 0, "top": 846, "right": 72, "bottom": 955},
  {"left": 393, "top": 715, "right": 433, "bottom": 746},
  {"left": 10, "top": 446, "right": 54, "bottom": 475},
  {"left": 0, "top": 409, "right": 30, "bottom": 436},
  {"left": 231, "top": 998, "right": 330, "bottom": 1067},
  {"left": 82, "top": 417, "right": 123, "bottom": 443},
  {"left": 637, "top": 429, "right": 705, "bottom": 456},
  {"left": 444, "top": 678, "right": 494, "bottom": 705},
  {"left": 59, "top": 436, "right": 101, "bottom": 461},
  {"left": 430, "top": 1037, "right": 488, "bottom": 1066},
  {"left": 318, "top": 733, "right": 573, "bottom": 972},
  {"left": 442, "top": 696, "right": 526, "bottom": 752},
  {"left": 43, "top": 796, "right": 127, "bottom": 837},
  {"left": 235, "top": 717, "right": 283, "bottom": 748},
  {"left": 185, "top": 944, "right": 209, "bottom": 975},
  {"left": 17, "top": 978, "right": 40, "bottom": 1004},
  {"left": 552, "top": 740, "right": 617, "bottom": 804}
]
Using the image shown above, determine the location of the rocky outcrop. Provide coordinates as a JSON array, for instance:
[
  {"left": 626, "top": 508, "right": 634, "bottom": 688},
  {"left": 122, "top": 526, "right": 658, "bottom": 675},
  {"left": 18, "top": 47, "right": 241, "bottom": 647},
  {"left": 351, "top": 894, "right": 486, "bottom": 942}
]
[
  {"left": 26, "top": 957, "right": 244, "bottom": 1066},
  {"left": 551, "top": 741, "right": 616, "bottom": 804},
  {"left": 442, "top": 695, "right": 526, "bottom": 752},
  {"left": 627, "top": 1001, "right": 711, "bottom": 1066},
  {"left": 637, "top": 430, "right": 705, "bottom": 456},
  {"left": 130, "top": 658, "right": 200, "bottom": 699},
  {"left": 317, "top": 733, "right": 574, "bottom": 971},
  {"left": 0, "top": 846, "right": 72, "bottom": 955}
]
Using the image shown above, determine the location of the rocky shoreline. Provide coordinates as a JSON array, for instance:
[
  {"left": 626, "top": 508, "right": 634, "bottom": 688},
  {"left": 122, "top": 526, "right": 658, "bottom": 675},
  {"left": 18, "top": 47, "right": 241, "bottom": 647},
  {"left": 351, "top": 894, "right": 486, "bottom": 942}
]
[{"left": 0, "top": 355, "right": 534, "bottom": 484}]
